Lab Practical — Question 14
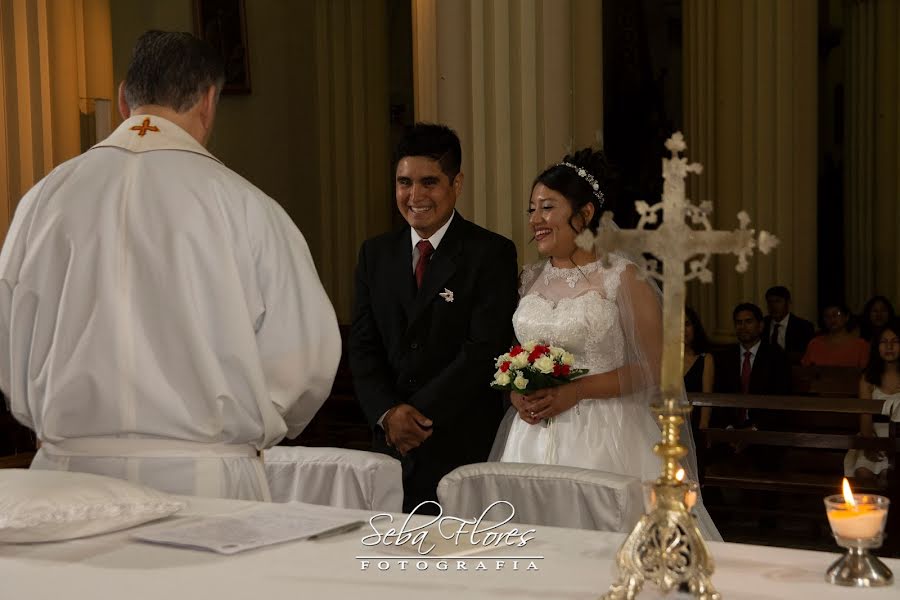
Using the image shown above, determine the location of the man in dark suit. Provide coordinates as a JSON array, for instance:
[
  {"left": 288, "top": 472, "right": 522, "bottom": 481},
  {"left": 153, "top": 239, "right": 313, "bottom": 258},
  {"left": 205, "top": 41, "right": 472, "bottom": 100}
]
[
  {"left": 762, "top": 286, "right": 815, "bottom": 360},
  {"left": 713, "top": 302, "right": 791, "bottom": 428},
  {"left": 350, "top": 123, "right": 518, "bottom": 513}
]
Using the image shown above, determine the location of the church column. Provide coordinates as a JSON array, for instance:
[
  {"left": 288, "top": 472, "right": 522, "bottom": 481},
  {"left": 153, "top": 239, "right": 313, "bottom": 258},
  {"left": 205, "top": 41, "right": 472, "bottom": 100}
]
[
  {"left": 412, "top": 0, "right": 604, "bottom": 264},
  {"left": 683, "top": 0, "right": 818, "bottom": 339},
  {"left": 874, "top": 0, "right": 900, "bottom": 306},
  {"left": 313, "top": 0, "right": 391, "bottom": 322},
  {"left": 844, "top": 0, "right": 876, "bottom": 311},
  {"left": 847, "top": 0, "right": 900, "bottom": 309},
  {"left": 0, "top": 0, "right": 113, "bottom": 244}
]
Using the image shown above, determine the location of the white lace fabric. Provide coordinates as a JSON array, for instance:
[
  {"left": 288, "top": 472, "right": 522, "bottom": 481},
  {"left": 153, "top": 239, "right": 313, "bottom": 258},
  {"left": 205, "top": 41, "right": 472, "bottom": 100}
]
[
  {"left": 0, "top": 469, "right": 185, "bottom": 543},
  {"left": 494, "top": 254, "right": 721, "bottom": 541}
]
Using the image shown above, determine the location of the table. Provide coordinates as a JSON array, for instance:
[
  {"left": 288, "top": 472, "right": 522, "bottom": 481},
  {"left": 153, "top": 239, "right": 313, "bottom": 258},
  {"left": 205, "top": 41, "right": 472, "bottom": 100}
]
[{"left": 2, "top": 496, "right": 897, "bottom": 599}]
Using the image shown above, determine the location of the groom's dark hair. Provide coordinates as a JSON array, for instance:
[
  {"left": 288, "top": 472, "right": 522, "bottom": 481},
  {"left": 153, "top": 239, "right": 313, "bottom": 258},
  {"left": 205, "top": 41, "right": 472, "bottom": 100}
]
[{"left": 394, "top": 123, "right": 462, "bottom": 182}]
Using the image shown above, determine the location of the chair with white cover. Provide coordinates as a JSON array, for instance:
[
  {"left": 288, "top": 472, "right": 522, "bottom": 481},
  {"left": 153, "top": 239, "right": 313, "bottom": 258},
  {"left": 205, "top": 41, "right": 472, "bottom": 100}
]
[
  {"left": 264, "top": 446, "right": 402, "bottom": 512},
  {"left": 437, "top": 462, "right": 643, "bottom": 532}
]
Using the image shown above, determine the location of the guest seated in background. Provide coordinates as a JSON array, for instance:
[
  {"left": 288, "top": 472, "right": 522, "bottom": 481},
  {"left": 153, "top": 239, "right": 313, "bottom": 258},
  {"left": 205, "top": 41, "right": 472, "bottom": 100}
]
[
  {"left": 801, "top": 302, "right": 869, "bottom": 369},
  {"left": 713, "top": 303, "right": 790, "bottom": 428},
  {"left": 684, "top": 307, "right": 715, "bottom": 429},
  {"left": 844, "top": 321, "right": 900, "bottom": 481},
  {"left": 762, "top": 285, "right": 815, "bottom": 363},
  {"left": 859, "top": 295, "right": 896, "bottom": 343}
]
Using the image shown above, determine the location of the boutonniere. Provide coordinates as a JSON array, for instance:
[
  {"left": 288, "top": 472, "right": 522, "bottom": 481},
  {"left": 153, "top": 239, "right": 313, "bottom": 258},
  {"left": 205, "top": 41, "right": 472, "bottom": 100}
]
[{"left": 439, "top": 288, "right": 454, "bottom": 303}]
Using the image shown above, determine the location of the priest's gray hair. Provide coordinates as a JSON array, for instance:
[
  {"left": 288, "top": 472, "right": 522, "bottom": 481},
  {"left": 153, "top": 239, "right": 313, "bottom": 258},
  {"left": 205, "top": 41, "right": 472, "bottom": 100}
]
[{"left": 124, "top": 30, "right": 226, "bottom": 113}]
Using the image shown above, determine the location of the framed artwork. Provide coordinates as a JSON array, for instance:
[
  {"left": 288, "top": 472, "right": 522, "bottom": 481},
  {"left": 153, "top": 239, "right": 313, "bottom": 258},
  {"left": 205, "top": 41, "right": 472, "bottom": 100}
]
[{"left": 194, "top": 0, "right": 251, "bottom": 94}]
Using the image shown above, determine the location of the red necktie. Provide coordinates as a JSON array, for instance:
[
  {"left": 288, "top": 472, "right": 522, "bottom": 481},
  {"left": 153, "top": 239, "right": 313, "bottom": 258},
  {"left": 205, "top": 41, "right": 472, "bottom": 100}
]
[
  {"left": 740, "top": 350, "right": 752, "bottom": 394},
  {"left": 415, "top": 240, "right": 434, "bottom": 289}
]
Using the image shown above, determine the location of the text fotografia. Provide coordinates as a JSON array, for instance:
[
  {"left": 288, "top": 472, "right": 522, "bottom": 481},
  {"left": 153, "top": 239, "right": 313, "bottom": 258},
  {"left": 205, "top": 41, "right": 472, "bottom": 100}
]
[
  {"left": 359, "top": 558, "right": 539, "bottom": 571},
  {"left": 357, "top": 500, "right": 542, "bottom": 572}
]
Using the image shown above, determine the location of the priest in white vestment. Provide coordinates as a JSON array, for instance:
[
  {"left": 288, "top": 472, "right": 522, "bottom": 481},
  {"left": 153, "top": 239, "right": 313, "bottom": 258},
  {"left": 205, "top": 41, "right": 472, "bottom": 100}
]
[{"left": 0, "top": 31, "right": 341, "bottom": 501}]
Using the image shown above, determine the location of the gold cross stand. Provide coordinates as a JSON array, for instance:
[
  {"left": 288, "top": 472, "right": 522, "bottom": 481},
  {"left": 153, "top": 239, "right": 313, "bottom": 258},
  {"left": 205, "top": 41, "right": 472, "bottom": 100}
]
[{"left": 577, "top": 132, "right": 779, "bottom": 600}]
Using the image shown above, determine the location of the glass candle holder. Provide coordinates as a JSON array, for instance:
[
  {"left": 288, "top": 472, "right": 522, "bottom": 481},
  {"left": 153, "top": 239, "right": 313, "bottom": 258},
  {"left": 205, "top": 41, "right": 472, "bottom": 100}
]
[{"left": 824, "top": 493, "right": 893, "bottom": 587}]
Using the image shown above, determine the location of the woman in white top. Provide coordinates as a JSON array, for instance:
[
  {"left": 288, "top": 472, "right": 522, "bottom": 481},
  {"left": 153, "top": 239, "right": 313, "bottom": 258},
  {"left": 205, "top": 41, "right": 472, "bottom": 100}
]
[{"left": 845, "top": 321, "right": 900, "bottom": 480}]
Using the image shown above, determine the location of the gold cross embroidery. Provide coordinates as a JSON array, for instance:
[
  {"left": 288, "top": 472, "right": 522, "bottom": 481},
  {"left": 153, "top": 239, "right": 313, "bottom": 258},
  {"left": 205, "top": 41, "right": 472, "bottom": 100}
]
[{"left": 130, "top": 118, "right": 160, "bottom": 137}]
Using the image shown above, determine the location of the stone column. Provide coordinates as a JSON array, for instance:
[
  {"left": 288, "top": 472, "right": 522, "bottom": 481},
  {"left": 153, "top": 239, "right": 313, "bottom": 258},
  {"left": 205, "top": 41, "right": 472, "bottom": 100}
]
[
  {"left": 683, "top": 0, "right": 818, "bottom": 338},
  {"left": 844, "top": 0, "right": 876, "bottom": 311},
  {"left": 873, "top": 0, "right": 900, "bottom": 306},
  {"left": 846, "top": 0, "right": 900, "bottom": 309},
  {"left": 313, "top": 0, "right": 391, "bottom": 322},
  {"left": 412, "top": 0, "right": 604, "bottom": 264},
  {"left": 0, "top": 0, "right": 113, "bottom": 244}
]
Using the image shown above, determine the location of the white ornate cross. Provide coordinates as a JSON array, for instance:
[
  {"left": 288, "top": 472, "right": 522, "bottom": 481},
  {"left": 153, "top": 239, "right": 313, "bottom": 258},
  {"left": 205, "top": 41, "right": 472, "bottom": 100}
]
[
  {"left": 579, "top": 131, "right": 778, "bottom": 407},
  {"left": 578, "top": 132, "right": 778, "bottom": 600}
]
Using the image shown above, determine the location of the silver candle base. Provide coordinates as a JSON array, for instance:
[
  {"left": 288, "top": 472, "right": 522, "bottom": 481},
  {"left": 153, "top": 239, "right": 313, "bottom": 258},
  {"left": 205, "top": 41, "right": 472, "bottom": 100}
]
[{"left": 826, "top": 546, "right": 894, "bottom": 587}]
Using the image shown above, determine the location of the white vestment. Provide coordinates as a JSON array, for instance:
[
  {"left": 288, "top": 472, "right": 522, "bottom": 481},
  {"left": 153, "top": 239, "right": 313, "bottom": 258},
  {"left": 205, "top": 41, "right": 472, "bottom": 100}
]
[{"left": 0, "top": 115, "right": 341, "bottom": 501}]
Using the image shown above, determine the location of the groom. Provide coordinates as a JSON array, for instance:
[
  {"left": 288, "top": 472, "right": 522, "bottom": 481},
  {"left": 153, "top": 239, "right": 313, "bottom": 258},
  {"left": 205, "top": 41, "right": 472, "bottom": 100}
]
[{"left": 350, "top": 123, "right": 518, "bottom": 513}]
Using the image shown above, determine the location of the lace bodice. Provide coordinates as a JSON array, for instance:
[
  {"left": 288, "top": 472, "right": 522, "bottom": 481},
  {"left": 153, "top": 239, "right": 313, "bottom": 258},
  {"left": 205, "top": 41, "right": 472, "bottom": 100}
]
[{"left": 513, "top": 257, "right": 628, "bottom": 374}]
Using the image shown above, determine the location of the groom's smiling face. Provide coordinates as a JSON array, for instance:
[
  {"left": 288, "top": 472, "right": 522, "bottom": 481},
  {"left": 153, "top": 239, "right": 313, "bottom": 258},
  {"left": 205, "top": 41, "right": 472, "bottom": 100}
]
[{"left": 396, "top": 156, "right": 461, "bottom": 239}]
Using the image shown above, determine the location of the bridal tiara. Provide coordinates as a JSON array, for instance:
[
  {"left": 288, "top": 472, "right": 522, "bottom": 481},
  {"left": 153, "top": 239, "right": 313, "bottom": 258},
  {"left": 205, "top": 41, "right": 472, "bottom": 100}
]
[{"left": 557, "top": 162, "right": 605, "bottom": 206}]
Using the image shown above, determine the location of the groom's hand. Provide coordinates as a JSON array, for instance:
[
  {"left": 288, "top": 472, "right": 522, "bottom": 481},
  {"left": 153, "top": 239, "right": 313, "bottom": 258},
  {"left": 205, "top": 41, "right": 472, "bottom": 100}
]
[{"left": 384, "top": 404, "right": 433, "bottom": 455}]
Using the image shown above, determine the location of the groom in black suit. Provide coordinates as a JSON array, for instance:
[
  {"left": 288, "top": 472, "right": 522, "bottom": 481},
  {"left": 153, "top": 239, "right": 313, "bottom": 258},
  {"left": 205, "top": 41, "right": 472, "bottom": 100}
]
[{"left": 350, "top": 123, "right": 518, "bottom": 513}]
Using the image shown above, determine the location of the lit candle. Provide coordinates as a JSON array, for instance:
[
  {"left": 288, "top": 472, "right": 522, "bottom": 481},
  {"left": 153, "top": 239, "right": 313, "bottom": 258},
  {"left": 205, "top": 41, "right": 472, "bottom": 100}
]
[
  {"left": 675, "top": 469, "right": 697, "bottom": 509},
  {"left": 825, "top": 479, "right": 888, "bottom": 540},
  {"left": 685, "top": 487, "right": 698, "bottom": 510}
]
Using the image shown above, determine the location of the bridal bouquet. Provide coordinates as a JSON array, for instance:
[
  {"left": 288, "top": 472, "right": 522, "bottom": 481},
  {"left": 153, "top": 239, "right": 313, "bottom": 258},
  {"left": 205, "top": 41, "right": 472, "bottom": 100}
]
[{"left": 490, "top": 341, "right": 588, "bottom": 394}]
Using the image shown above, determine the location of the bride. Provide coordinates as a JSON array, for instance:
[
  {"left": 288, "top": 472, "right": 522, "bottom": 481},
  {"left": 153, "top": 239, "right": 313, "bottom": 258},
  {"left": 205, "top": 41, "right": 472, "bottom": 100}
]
[{"left": 492, "top": 148, "right": 721, "bottom": 540}]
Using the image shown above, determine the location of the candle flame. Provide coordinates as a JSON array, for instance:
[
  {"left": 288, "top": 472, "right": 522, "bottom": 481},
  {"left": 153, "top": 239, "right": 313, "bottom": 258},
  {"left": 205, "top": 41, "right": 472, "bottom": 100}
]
[
  {"left": 675, "top": 468, "right": 685, "bottom": 482},
  {"left": 842, "top": 478, "right": 857, "bottom": 507}
]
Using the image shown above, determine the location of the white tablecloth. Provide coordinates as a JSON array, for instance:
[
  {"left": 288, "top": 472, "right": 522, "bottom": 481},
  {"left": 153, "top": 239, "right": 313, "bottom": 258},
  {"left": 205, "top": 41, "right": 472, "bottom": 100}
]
[{"left": 2, "top": 496, "right": 897, "bottom": 599}]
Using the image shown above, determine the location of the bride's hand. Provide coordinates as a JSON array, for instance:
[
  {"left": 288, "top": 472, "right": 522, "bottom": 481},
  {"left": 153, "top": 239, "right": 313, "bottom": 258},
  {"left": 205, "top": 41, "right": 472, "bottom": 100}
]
[
  {"left": 511, "top": 391, "right": 543, "bottom": 425},
  {"left": 527, "top": 384, "right": 580, "bottom": 421}
]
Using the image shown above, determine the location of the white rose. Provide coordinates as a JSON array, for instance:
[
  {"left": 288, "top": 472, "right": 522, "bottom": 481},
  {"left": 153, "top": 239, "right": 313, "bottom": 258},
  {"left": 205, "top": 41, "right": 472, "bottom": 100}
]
[
  {"left": 495, "top": 353, "right": 511, "bottom": 367},
  {"left": 511, "top": 353, "right": 529, "bottom": 369},
  {"left": 561, "top": 352, "right": 575, "bottom": 366},
  {"left": 533, "top": 356, "right": 555, "bottom": 374},
  {"left": 514, "top": 373, "right": 529, "bottom": 390},
  {"left": 549, "top": 346, "right": 565, "bottom": 359},
  {"left": 493, "top": 372, "right": 511, "bottom": 386},
  {"left": 522, "top": 340, "right": 537, "bottom": 352}
]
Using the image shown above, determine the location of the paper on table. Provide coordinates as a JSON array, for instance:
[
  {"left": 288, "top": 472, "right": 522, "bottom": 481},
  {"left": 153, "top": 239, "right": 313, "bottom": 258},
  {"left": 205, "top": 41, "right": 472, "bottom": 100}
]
[{"left": 133, "top": 502, "right": 365, "bottom": 554}]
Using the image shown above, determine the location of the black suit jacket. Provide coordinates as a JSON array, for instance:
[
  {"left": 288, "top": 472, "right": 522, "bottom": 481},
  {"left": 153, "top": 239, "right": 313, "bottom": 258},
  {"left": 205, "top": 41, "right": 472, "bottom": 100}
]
[
  {"left": 712, "top": 342, "right": 791, "bottom": 429},
  {"left": 763, "top": 314, "right": 815, "bottom": 355},
  {"left": 349, "top": 213, "right": 518, "bottom": 511},
  {"left": 714, "top": 342, "right": 791, "bottom": 396}
]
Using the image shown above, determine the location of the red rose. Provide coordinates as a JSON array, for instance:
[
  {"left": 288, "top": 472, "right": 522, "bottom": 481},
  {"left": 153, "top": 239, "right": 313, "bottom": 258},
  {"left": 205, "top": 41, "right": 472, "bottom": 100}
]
[
  {"left": 500, "top": 361, "right": 511, "bottom": 373},
  {"left": 528, "top": 345, "right": 549, "bottom": 363},
  {"left": 553, "top": 364, "right": 571, "bottom": 377},
  {"left": 509, "top": 345, "right": 524, "bottom": 357}
]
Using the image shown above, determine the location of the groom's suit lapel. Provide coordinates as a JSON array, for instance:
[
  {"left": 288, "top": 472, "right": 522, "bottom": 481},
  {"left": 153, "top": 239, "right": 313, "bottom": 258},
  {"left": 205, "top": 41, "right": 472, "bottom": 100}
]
[
  {"left": 406, "top": 214, "right": 464, "bottom": 330},
  {"left": 392, "top": 229, "right": 417, "bottom": 321}
]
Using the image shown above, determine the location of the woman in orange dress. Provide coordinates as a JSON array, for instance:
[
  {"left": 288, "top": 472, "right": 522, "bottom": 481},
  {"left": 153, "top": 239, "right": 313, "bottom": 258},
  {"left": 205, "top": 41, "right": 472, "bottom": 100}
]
[{"left": 801, "top": 302, "right": 869, "bottom": 368}]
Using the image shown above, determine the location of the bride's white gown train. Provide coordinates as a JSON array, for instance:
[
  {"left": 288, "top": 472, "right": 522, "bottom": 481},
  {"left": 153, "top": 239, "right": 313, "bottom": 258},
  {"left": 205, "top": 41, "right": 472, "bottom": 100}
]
[{"left": 494, "top": 256, "right": 721, "bottom": 541}]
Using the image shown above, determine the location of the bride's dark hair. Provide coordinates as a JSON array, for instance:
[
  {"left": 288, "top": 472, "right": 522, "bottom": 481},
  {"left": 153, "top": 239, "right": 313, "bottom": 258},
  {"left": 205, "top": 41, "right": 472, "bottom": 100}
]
[{"left": 532, "top": 147, "right": 618, "bottom": 235}]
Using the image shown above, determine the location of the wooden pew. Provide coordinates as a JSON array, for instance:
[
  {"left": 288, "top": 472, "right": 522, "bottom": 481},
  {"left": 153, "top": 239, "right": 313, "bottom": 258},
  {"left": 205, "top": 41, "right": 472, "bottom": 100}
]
[
  {"left": 790, "top": 365, "right": 862, "bottom": 397},
  {"left": 690, "top": 392, "right": 899, "bottom": 555}
]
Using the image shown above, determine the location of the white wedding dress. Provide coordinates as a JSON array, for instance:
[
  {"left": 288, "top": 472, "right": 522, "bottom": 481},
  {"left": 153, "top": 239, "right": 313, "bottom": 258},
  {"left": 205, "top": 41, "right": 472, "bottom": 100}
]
[{"left": 494, "top": 255, "right": 721, "bottom": 540}]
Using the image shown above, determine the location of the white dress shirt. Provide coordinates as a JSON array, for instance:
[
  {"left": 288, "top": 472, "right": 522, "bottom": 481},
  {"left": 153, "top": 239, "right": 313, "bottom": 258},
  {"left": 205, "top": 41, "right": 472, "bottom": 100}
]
[
  {"left": 769, "top": 313, "right": 790, "bottom": 348},
  {"left": 410, "top": 210, "right": 455, "bottom": 271},
  {"left": 740, "top": 340, "right": 762, "bottom": 375}
]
